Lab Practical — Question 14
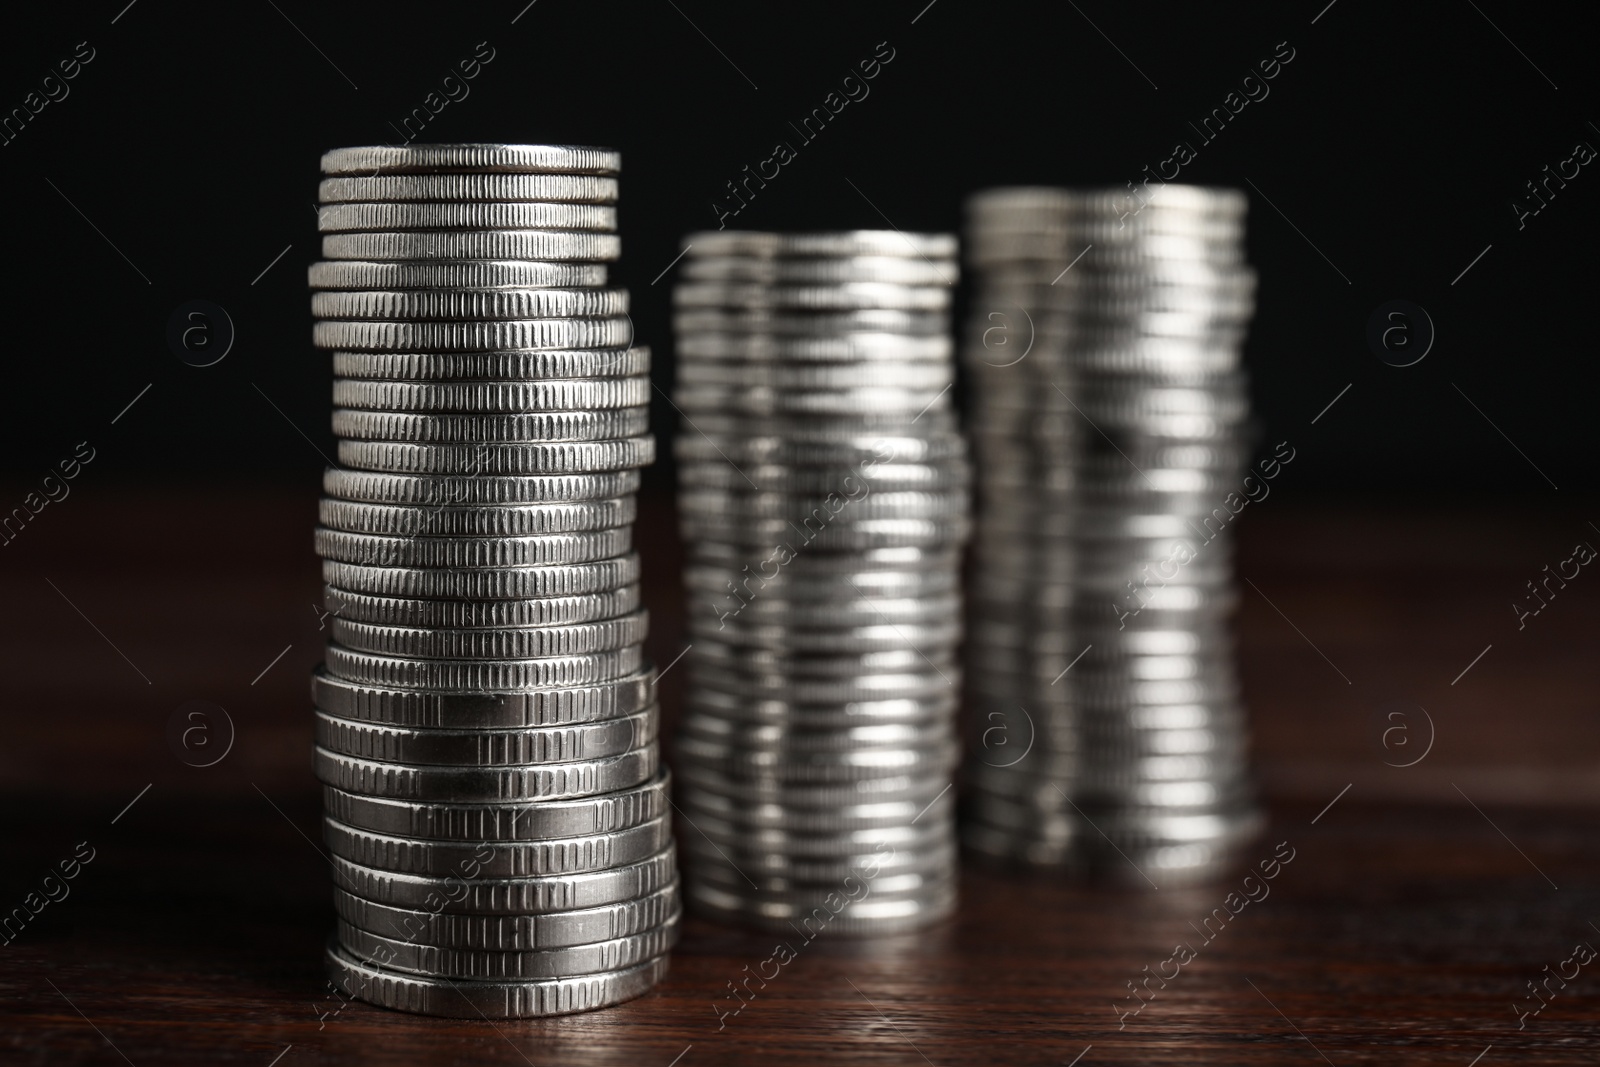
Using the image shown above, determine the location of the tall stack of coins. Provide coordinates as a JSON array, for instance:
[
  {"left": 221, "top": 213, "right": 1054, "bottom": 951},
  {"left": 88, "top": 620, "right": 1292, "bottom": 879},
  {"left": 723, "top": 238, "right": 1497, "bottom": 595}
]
[
  {"left": 960, "top": 186, "right": 1263, "bottom": 886},
  {"left": 670, "top": 231, "right": 969, "bottom": 933},
  {"left": 308, "top": 144, "right": 677, "bottom": 1017}
]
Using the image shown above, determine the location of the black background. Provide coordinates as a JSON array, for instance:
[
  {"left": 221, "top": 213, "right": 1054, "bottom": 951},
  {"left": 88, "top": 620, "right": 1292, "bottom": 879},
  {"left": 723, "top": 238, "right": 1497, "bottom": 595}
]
[{"left": 1, "top": 0, "right": 1594, "bottom": 495}]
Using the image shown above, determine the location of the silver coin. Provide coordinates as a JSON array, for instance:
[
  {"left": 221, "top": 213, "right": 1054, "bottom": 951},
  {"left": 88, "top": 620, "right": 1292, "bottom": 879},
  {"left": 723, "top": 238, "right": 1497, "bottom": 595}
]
[
  {"left": 315, "top": 318, "right": 632, "bottom": 352},
  {"left": 674, "top": 281, "right": 951, "bottom": 312},
  {"left": 681, "top": 836, "right": 956, "bottom": 881},
  {"left": 681, "top": 785, "right": 952, "bottom": 833},
  {"left": 317, "top": 202, "right": 616, "bottom": 234},
  {"left": 333, "top": 880, "right": 679, "bottom": 950},
  {"left": 312, "top": 288, "right": 628, "bottom": 321},
  {"left": 310, "top": 666, "right": 657, "bottom": 728},
  {"left": 320, "top": 144, "right": 622, "bottom": 176},
  {"left": 673, "top": 307, "right": 947, "bottom": 338},
  {"left": 674, "top": 766, "right": 950, "bottom": 809},
  {"left": 315, "top": 746, "right": 659, "bottom": 805},
  {"left": 332, "top": 407, "right": 650, "bottom": 442},
  {"left": 672, "top": 384, "right": 954, "bottom": 417},
  {"left": 673, "top": 424, "right": 961, "bottom": 462},
  {"left": 336, "top": 437, "right": 653, "bottom": 476},
  {"left": 676, "top": 333, "right": 952, "bottom": 362},
  {"left": 685, "top": 661, "right": 961, "bottom": 705},
  {"left": 322, "top": 643, "right": 644, "bottom": 690},
  {"left": 316, "top": 703, "right": 656, "bottom": 767},
  {"left": 313, "top": 526, "right": 631, "bottom": 568},
  {"left": 686, "top": 858, "right": 947, "bottom": 899},
  {"left": 682, "top": 514, "right": 969, "bottom": 550},
  {"left": 680, "top": 487, "right": 964, "bottom": 521},
  {"left": 682, "top": 255, "right": 956, "bottom": 285},
  {"left": 329, "top": 845, "right": 676, "bottom": 914},
  {"left": 317, "top": 172, "right": 619, "bottom": 204},
  {"left": 322, "top": 770, "right": 670, "bottom": 842},
  {"left": 684, "top": 879, "right": 955, "bottom": 935},
  {"left": 675, "top": 361, "right": 953, "bottom": 390},
  {"left": 331, "top": 377, "right": 649, "bottom": 412},
  {"left": 679, "top": 813, "right": 950, "bottom": 859},
  {"left": 322, "top": 230, "right": 620, "bottom": 263},
  {"left": 688, "top": 640, "right": 957, "bottom": 678},
  {"left": 331, "top": 349, "right": 647, "bottom": 383},
  {"left": 333, "top": 909, "right": 679, "bottom": 980},
  {"left": 679, "top": 712, "right": 952, "bottom": 751},
  {"left": 316, "top": 497, "right": 636, "bottom": 537},
  {"left": 325, "top": 941, "right": 670, "bottom": 1018},
  {"left": 320, "top": 584, "right": 640, "bottom": 629},
  {"left": 323, "top": 468, "right": 642, "bottom": 506},
  {"left": 691, "top": 592, "right": 962, "bottom": 631},
  {"left": 685, "top": 230, "right": 957, "bottom": 260},
  {"left": 308, "top": 259, "right": 607, "bottom": 290},
  {"left": 688, "top": 616, "right": 961, "bottom": 656},
  {"left": 321, "top": 555, "right": 639, "bottom": 599},
  {"left": 324, "top": 814, "right": 672, "bottom": 879},
  {"left": 677, "top": 459, "right": 968, "bottom": 494},
  {"left": 675, "top": 737, "right": 959, "bottom": 783},
  {"left": 327, "top": 609, "right": 648, "bottom": 660},
  {"left": 685, "top": 688, "right": 958, "bottom": 726}
]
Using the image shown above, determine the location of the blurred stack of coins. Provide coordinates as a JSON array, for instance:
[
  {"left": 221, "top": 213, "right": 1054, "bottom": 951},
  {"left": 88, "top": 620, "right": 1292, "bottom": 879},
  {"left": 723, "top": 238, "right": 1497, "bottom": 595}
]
[
  {"left": 670, "top": 231, "right": 969, "bottom": 933},
  {"left": 307, "top": 144, "right": 677, "bottom": 1017},
  {"left": 960, "top": 185, "right": 1263, "bottom": 885}
]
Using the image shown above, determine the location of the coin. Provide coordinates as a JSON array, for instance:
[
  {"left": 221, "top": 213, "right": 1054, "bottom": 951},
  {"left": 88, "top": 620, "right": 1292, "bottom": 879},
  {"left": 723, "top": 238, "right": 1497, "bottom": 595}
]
[
  {"left": 320, "top": 584, "right": 640, "bottom": 629},
  {"left": 325, "top": 942, "right": 671, "bottom": 1019},
  {"left": 323, "top": 468, "right": 642, "bottom": 506},
  {"left": 314, "top": 318, "right": 633, "bottom": 352},
  {"left": 322, "top": 643, "right": 644, "bottom": 690},
  {"left": 312, "top": 288, "right": 628, "bottom": 321},
  {"left": 331, "top": 377, "right": 650, "bottom": 412},
  {"left": 317, "top": 172, "right": 619, "bottom": 204},
  {"left": 316, "top": 497, "right": 637, "bottom": 537},
  {"left": 330, "top": 349, "right": 649, "bottom": 385},
  {"left": 313, "top": 526, "right": 631, "bottom": 568},
  {"left": 333, "top": 909, "right": 679, "bottom": 980},
  {"left": 336, "top": 438, "right": 654, "bottom": 476},
  {"left": 332, "top": 880, "right": 679, "bottom": 950},
  {"left": 331, "top": 407, "right": 650, "bottom": 442},
  {"left": 315, "top": 747, "right": 659, "bottom": 805},
  {"left": 328, "top": 845, "right": 676, "bottom": 914},
  {"left": 321, "top": 770, "right": 670, "bottom": 841},
  {"left": 321, "top": 555, "right": 640, "bottom": 601},
  {"left": 317, "top": 202, "right": 617, "bottom": 234},
  {"left": 682, "top": 255, "right": 956, "bottom": 285},
  {"left": 327, "top": 609, "right": 648, "bottom": 660},
  {"left": 685, "top": 230, "right": 958, "bottom": 259},
  {"left": 675, "top": 282, "right": 952, "bottom": 311},
  {"left": 320, "top": 143, "right": 622, "bottom": 176},
  {"left": 308, "top": 259, "right": 608, "bottom": 290},
  {"left": 315, "top": 705, "right": 656, "bottom": 765},
  {"left": 322, "top": 230, "right": 620, "bottom": 263},
  {"left": 310, "top": 666, "right": 657, "bottom": 729}
]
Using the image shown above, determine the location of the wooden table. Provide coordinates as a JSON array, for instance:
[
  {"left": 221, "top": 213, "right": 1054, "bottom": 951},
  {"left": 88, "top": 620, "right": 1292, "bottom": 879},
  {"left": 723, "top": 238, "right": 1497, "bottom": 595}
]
[{"left": 2, "top": 488, "right": 1595, "bottom": 1065}]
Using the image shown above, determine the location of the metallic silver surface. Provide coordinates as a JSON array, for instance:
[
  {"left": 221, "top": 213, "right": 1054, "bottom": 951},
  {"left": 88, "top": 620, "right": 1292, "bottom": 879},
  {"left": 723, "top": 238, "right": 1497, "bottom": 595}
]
[
  {"left": 670, "top": 232, "right": 965, "bottom": 934},
  {"left": 958, "top": 185, "right": 1261, "bottom": 882},
  {"left": 311, "top": 144, "right": 671, "bottom": 1015}
]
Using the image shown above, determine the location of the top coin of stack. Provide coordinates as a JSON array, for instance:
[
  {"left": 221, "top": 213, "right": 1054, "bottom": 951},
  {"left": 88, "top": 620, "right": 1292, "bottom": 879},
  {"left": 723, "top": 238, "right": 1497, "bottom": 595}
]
[
  {"left": 307, "top": 144, "right": 678, "bottom": 1018},
  {"left": 960, "top": 185, "right": 1262, "bottom": 886},
  {"left": 671, "top": 231, "right": 970, "bottom": 935}
]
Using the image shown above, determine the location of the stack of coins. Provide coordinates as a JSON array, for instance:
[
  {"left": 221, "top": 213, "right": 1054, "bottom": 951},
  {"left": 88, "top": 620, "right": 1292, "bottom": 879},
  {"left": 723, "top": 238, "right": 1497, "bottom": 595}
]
[
  {"left": 960, "top": 186, "right": 1263, "bottom": 885},
  {"left": 670, "top": 231, "right": 969, "bottom": 933},
  {"left": 307, "top": 144, "right": 678, "bottom": 1017}
]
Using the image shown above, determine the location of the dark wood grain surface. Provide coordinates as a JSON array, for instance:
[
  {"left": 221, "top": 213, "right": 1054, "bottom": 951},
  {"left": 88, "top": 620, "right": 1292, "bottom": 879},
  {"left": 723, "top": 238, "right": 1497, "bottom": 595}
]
[{"left": 2, "top": 487, "right": 1596, "bottom": 1065}]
